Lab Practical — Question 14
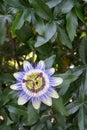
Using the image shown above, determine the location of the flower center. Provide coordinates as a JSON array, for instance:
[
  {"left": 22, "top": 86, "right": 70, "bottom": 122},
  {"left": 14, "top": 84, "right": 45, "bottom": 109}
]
[{"left": 24, "top": 72, "right": 45, "bottom": 92}]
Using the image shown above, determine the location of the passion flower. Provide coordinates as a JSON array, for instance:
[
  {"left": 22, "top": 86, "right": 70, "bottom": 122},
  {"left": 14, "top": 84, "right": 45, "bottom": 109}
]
[{"left": 10, "top": 60, "right": 63, "bottom": 109}]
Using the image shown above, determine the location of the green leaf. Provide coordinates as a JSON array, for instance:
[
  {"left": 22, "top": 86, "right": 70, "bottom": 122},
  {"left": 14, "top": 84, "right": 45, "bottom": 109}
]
[
  {"left": 16, "top": 24, "right": 32, "bottom": 43},
  {"left": 0, "top": 17, "right": 6, "bottom": 45},
  {"left": 31, "top": 123, "right": 45, "bottom": 130},
  {"left": 0, "top": 126, "right": 12, "bottom": 130},
  {"left": 27, "top": 103, "right": 39, "bottom": 125},
  {"left": 29, "top": 0, "right": 53, "bottom": 20},
  {"left": 5, "top": 0, "right": 24, "bottom": 9},
  {"left": 35, "top": 22, "right": 56, "bottom": 47},
  {"left": 75, "top": 4, "right": 84, "bottom": 23},
  {"left": 61, "top": 0, "right": 74, "bottom": 14},
  {"left": 56, "top": 113, "right": 66, "bottom": 130},
  {"left": 31, "top": 14, "right": 45, "bottom": 35},
  {"left": 82, "top": 67, "right": 87, "bottom": 94},
  {"left": 77, "top": 75, "right": 87, "bottom": 130},
  {"left": 66, "top": 101, "right": 81, "bottom": 115},
  {"left": 79, "top": 37, "right": 87, "bottom": 64},
  {"left": 0, "top": 109, "right": 13, "bottom": 129},
  {"left": 66, "top": 11, "right": 78, "bottom": 41},
  {"left": 46, "top": 0, "right": 62, "bottom": 8},
  {"left": 78, "top": 107, "right": 84, "bottom": 130},
  {"left": 71, "top": 66, "right": 85, "bottom": 76},
  {"left": 7, "top": 117, "right": 13, "bottom": 125},
  {"left": 0, "top": 73, "right": 14, "bottom": 83},
  {"left": 83, "top": 0, "right": 87, "bottom": 2},
  {"left": 56, "top": 113, "right": 66, "bottom": 128},
  {"left": 78, "top": 105, "right": 87, "bottom": 130},
  {"left": 18, "top": 125, "right": 25, "bottom": 130},
  {"left": 44, "top": 55, "right": 56, "bottom": 68},
  {"left": 6, "top": 103, "right": 27, "bottom": 116},
  {"left": 11, "top": 9, "right": 30, "bottom": 35},
  {"left": 59, "top": 66, "right": 84, "bottom": 95},
  {"left": 36, "top": 43, "right": 52, "bottom": 57},
  {"left": 0, "top": 2, "right": 5, "bottom": 14},
  {"left": 52, "top": 97, "right": 68, "bottom": 116},
  {"left": 85, "top": 70, "right": 87, "bottom": 94},
  {"left": 54, "top": 0, "right": 74, "bottom": 15},
  {"left": 40, "top": 115, "right": 51, "bottom": 123},
  {"left": 59, "top": 67, "right": 84, "bottom": 101},
  {"left": 59, "top": 72, "right": 78, "bottom": 95},
  {"left": 58, "top": 26, "right": 72, "bottom": 49}
]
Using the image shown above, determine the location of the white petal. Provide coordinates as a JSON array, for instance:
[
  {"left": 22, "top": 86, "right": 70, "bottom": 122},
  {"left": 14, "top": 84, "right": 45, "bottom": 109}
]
[
  {"left": 42, "top": 97, "right": 52, "bottom": 106},
  {"left": 18, "top": 96, "right": 28, "bottom": 105},
  {"left": 50, "top": 77, "right": 63, "bottom": 86},
  {"left": 36, "top": 60, "right": 45, "bottom": 70},
  {"left": 23, "top": 61, "right": 33, "bottom": 72},
  {"left": 46, "top": 68, "right": 55, "bottom": 76},
  {"left": 10, "top": 83, "right": 22, "bottom": 90},
  {"left": 50, "top": 90, "right": 59, "bottom": 99},
  {"left": 32, "top": 100, "right": 41, "bottom": 109},
  {"left": 13, "top": 72, "right": 24, "bottom": 81}
]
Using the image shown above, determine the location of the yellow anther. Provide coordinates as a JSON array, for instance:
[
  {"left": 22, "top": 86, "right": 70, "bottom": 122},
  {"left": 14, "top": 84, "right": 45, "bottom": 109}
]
[{"left": 26, "top": 72, "right": 44, "bottom": 92}]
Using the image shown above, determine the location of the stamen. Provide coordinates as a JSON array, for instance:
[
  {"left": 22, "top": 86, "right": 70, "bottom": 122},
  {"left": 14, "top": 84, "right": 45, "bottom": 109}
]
[
  {"left": 35, "top": 73, "right": 43, "bottom": 80},
  {"left": 25, "top": 72, "right": 45, "bottom": 92}
]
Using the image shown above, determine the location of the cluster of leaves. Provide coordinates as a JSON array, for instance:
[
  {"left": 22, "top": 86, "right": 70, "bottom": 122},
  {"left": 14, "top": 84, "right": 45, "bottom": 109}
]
[{"left": 0, "top": 0, "right": 87, "bottom": 129}]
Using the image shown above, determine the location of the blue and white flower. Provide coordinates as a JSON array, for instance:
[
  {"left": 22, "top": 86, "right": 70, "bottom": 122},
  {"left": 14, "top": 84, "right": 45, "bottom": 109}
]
[{"left": 10, "top": 60, "right": 63, "bottom": 109}]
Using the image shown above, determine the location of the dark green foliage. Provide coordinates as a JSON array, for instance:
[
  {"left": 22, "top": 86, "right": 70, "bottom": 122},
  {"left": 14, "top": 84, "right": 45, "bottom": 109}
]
[{"left": 0, "top": 0, "right": 87, "bottom": 129}]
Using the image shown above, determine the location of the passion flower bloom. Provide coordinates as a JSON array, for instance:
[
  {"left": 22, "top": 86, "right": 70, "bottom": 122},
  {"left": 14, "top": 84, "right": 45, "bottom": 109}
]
[{"left": 10, "top": 60, "right": 63, "bottom": 109}]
